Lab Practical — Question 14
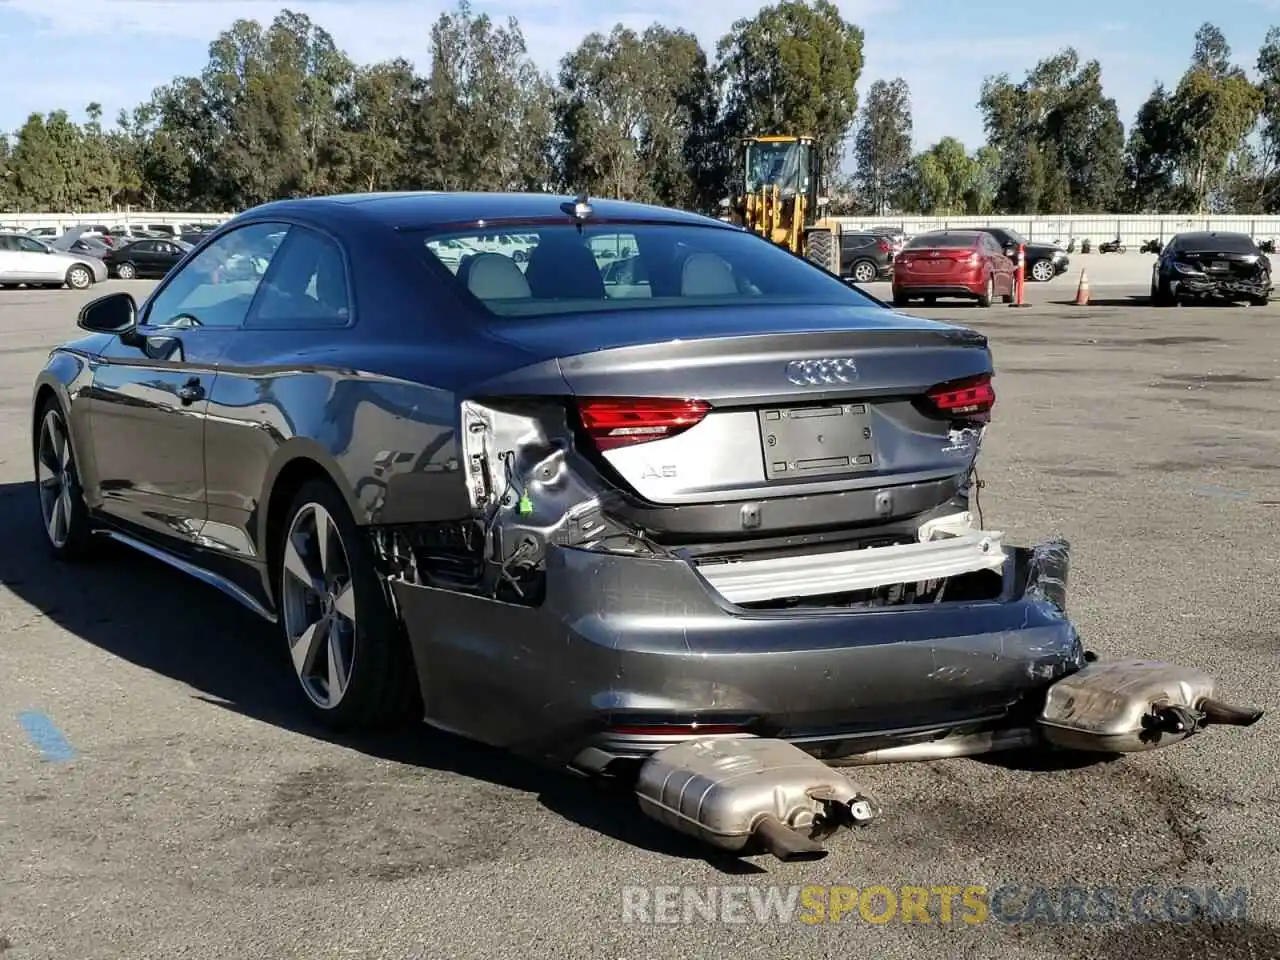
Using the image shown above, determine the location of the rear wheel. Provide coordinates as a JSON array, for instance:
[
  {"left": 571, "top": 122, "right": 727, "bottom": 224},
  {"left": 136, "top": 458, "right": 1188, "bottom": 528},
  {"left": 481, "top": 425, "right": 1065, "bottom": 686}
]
[
  {"left": 1151, "top": 276, "right": 1177, "bottom": 306},
  {"left": 977, "top": 274, "right": 994, "bottom": 307},
  {"left": 115, "top": 262, "right": 136, "bottom": 280},
  {"left": 852, "top": 260, "right": 877, "bottom": 284},
  {"left": 33, "top": 398, "right": 93, "bottom": 560},
  {"left": 65, "top": 265, "right": 93, "bottom": 290},
  {"left": 1250, "top": 294, "right": 1270, "bottom": 306},
  {"left": 276, "top": 479, "right": 420, "bottom": 732},
  {"left": 891, "top": 288, "right": 909, "bottom": 307}
]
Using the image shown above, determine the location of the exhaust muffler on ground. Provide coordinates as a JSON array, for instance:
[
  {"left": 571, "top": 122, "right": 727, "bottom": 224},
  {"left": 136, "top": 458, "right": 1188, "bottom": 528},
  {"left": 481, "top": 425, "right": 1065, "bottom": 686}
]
[
  {"left": 635, "top": 659, "right": 1261, "bottom": 863},
  {"left": 634, "top": 738, "right": 877, "bottom": 862}
]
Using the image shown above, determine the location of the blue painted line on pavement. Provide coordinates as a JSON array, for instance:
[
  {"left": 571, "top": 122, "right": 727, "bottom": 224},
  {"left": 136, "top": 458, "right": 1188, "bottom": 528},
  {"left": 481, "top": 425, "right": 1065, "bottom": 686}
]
[
  {"left": 16, "top": 710, "right": 77, "bottom": 763},
  {"left": 1192, "top": 484, "right": 1252, "bottom": 501}
]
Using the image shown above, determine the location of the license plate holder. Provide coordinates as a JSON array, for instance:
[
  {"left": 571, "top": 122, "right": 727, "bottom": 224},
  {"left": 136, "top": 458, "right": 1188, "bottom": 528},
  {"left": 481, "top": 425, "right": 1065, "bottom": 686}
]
[
  {"left": 759, "top": 404, "right": 877, "bottom": 481},
  {"left": 1208, "top": 260, "right": 1229, "bottom": 273}
]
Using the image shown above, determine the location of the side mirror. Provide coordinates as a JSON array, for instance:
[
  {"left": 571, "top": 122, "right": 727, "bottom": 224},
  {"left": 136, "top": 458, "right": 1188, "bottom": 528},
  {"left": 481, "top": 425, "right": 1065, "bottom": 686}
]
[
  {"left": 78, "top": 292, "right": 142, "bottom": 345},
  {"left": 1004, "top": 245, "right": 1016, "bottom": 258}
]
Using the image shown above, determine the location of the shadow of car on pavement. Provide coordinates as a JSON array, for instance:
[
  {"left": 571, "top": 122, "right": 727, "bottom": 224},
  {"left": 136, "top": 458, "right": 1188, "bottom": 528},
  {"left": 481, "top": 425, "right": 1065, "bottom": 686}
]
[{"left": 0, "top": 478, "right": 769, "bottom": 874}]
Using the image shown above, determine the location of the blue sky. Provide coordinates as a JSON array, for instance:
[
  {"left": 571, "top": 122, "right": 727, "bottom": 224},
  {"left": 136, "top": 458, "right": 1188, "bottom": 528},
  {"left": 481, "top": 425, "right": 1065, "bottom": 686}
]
[{"left": 1, "top": 0, "right": 1279, "bottom": 155}]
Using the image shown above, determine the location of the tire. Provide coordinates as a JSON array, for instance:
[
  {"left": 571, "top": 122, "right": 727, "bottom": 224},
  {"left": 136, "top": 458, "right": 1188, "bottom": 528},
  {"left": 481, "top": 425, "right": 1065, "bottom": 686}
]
[
  {"left": 116, "top": 262, "right": 136, "bottom": 280},
  {"left": 852, "top": 260, "right": 877, "bottom": 284},
  {"left": 1249, "top": 295, "right": 1270, "bottom": 306},
  {"left": 65, "top": 265, "right": 93, "bottom": 290},
  {"left": 1029, "top": 259, "right": 1054, "bottom": 282},
  {"left": 892, "top": 289, "right": 909, "bottom": 307},
  {"left": 1152, "top": 276, "right": 1177, "bottom": 307},
  {"left": 276, "top": 479, "right": 420, "bottom": 732},
  {"left": 977, "top": 274, "right": 994, "bottom": 307},
  {"left": 32, "top": 397, "right": 93, "bottom": 561}
]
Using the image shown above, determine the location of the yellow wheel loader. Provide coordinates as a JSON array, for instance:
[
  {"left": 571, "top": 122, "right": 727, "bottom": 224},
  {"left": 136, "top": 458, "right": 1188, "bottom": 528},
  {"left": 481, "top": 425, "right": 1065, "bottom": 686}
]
[{"left": 721, "top": 135, "right": 843, "bottom": 275}]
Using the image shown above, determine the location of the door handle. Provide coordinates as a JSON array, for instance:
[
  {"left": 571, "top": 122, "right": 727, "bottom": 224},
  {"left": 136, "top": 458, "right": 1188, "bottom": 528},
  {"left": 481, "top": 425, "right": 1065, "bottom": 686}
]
[{"left": 177, "top": 378, "right": 204, "bottom": 405}]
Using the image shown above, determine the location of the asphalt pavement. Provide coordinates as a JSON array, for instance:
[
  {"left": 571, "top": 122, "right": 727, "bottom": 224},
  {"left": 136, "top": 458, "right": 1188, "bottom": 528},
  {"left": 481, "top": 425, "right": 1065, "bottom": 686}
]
[{"left": 1, "top": 279, "right": 1278, "bottom": 959}]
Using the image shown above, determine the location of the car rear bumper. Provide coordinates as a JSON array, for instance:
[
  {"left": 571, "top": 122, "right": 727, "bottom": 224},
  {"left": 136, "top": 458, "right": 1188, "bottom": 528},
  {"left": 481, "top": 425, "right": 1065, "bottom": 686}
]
[
  {"left": 893, "top": 281, "right": 985, "bottom": 298},
  {"left": 388, "top": 532, "right": 1084, "bottom": 772}
]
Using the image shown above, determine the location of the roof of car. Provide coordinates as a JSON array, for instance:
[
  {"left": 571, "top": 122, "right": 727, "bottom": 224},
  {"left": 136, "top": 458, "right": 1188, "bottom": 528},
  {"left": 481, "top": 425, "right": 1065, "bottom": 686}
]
[{"left": 240, "top": 192, "right": 731, "bottom": 232}]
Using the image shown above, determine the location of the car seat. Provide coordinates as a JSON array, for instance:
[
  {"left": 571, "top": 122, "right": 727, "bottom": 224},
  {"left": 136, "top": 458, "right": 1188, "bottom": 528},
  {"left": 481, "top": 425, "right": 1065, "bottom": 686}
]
[
  {"left": 523, "top": 235, "right": 606, "bottom": 300},
  {"left": 681, "top": 252, "right": 738, "bottom": 296},
  {"left": 458, "top": 252, "right": 532, "bottom": 300}
]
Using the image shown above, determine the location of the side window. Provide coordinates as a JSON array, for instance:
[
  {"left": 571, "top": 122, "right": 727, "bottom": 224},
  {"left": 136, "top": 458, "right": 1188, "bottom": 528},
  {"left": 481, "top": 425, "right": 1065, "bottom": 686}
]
[
  {"left": 246, "top": 226, "right": 351, "bottom": 329},
  {"left": 132, "top": 241, "right": 155, "bottom": 254},
  {"left": 144, "top": 222, "right": 289, "bottom": 330},
  {"left": 17, "top": 237, "right": 46, "bottom": 253}
]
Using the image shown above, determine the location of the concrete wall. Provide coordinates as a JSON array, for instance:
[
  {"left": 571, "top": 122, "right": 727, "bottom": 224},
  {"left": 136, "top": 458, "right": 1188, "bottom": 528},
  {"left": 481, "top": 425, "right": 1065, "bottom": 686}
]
[{"left": 833, "top": 214, "right": 1280, "bottom": 248}]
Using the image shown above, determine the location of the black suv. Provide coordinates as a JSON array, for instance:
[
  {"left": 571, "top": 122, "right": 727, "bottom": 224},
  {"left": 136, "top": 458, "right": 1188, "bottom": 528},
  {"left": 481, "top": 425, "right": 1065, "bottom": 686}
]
[
  {"left": 976, "top": 227, "right": 1069, "bottom": 282},
  {"left": 839, "top": 232, "right": 895, "bottom": 283}
]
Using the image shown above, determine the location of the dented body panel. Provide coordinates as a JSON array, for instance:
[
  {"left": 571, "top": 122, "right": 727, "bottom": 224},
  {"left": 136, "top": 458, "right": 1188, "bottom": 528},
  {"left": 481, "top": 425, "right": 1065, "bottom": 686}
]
[{"left": 388, "top": 537, "right": 1084, "bottom": 768}]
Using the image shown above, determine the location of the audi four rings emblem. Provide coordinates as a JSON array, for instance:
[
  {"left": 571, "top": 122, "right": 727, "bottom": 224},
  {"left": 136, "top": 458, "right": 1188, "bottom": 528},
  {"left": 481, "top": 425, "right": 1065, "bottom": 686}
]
[{"left": 785, "top": 358, "right": 858, "bottom": 386}]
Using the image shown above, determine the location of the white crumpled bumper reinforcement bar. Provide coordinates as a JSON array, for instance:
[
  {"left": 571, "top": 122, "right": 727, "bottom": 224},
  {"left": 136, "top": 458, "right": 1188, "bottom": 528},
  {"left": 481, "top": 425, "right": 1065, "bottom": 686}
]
[{"left": 694, "top": 530, "right": 1007, "bottom": 605}]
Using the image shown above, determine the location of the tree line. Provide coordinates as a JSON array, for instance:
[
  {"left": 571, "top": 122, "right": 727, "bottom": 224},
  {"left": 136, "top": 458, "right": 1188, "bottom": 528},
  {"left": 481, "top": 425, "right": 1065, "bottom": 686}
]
[{"left": 0, "top": 3, "right": 1275, "bottom": 217}]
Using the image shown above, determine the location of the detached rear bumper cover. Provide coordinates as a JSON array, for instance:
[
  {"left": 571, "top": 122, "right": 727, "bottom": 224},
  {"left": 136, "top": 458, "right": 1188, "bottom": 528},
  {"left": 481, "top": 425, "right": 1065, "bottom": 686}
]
[{"left": 389, "top": 532, "right": 1083, "bottom": 768}]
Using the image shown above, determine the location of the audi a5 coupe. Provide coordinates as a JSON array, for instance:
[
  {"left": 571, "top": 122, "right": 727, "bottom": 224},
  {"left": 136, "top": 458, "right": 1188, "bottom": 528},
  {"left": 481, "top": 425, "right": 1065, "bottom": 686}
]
[{"left": 32, "top": 192, "right": 1081, "bottom": 774}]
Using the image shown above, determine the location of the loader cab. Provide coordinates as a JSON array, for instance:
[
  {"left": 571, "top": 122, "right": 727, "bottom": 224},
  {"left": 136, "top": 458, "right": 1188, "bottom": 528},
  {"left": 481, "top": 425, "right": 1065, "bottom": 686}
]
[{"left": 730, "top": 136, "right": 828, "bottom": 256}]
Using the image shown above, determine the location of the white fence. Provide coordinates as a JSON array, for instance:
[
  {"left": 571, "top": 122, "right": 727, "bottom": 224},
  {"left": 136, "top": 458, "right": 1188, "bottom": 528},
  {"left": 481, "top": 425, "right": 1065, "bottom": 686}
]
[
  {"left": 7, "top": 210, "right": 1280, "bottom": 248},
  {"left": 833, "top": 214, "right": 1280, "bottom": 247},
  {"left": 0, "top": 212, "right": 234, "bottom": 230}
]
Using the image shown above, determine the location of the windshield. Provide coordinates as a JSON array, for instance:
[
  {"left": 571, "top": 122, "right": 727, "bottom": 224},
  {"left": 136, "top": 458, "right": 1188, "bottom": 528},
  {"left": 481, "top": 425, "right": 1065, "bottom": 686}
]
[
  {"left": 906, "top": 232, "right": 978, "bottom": 250},
  {"left": 1001, "top": 228, "right": 1026, "bottom": 245},
  {"left": 420, "top": 222, "right": 880, "bottom": 318},
  {"left": 743, "top": 140, "right": 810, "bottom": 196}
]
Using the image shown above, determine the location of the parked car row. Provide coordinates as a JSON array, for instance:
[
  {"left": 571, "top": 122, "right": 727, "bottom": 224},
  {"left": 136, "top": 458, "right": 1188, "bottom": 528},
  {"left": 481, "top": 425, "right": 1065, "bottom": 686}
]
[
  {"left": 0, "top": 222, "right": 213, "bottom": 290},
  {"left": 844, "top": 225, "right": 1069, "bottom": 288}
]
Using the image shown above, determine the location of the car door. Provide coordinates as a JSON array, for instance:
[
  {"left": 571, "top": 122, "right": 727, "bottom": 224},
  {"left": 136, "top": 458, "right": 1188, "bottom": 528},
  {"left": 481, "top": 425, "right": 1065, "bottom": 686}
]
[
  {"left": 86, "top": 221, "right": 290, "bottom": 551},
  {"left": 0, "top": 235, "right": 20, "bottom": 281},
  {"left": 201, "top": 223, "right": 351, "bottom": 594},
  {"left": 11, "top": 235, "right": 63, "bottom": 280},
  {"left": 156, "top": 241, "right": 185, "bottom": 276}
]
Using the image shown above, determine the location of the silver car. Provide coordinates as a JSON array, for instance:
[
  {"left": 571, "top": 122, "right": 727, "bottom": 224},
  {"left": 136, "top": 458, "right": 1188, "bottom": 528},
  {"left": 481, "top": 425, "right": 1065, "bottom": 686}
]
[{"left": 0, "top": 232, "right": 108, "bottom": 289}]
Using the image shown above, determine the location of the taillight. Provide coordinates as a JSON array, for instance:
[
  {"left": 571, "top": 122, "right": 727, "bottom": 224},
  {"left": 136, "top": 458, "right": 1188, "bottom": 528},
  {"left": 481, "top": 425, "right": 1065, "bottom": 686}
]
[
  {"left": 963, "top": 252, "right": 980, "bottom": 265},
  {"left": 576, "top": 397, "right": 711, "bottom": 451},
  {"left": 926, "top": 374, "right": 995, "bottom": 417}
]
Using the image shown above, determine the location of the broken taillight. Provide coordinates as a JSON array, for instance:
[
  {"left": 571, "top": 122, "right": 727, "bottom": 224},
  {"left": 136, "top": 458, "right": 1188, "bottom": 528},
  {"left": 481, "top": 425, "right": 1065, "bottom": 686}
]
[
  {"left": 926, "top": 373, "right": 995, "bottom": 417},
  {"left": 576, "top": 397, "right": 712, "bottom": 451}
]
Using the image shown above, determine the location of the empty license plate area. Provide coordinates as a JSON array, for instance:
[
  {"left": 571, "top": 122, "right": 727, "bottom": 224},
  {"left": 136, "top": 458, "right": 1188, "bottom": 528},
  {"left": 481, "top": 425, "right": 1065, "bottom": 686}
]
[
  {"left": 758, "top": 404, "right": 877, "bottom": 481},
  {"left": 1208, "top": 260, "right": 1229, "bottom": 273}
]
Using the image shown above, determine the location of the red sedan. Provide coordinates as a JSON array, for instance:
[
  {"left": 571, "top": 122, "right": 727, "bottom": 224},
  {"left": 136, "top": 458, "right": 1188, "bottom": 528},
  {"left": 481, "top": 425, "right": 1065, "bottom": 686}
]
[{"left": 892, "top": 230, "right": 1016, "bottom": 307}]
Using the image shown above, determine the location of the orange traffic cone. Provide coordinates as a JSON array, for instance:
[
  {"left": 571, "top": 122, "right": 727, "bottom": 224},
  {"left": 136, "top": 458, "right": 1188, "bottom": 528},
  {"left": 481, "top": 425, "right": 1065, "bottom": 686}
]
[{"left": 1075, "top": 269, "right": 1090, "bottom": 306}]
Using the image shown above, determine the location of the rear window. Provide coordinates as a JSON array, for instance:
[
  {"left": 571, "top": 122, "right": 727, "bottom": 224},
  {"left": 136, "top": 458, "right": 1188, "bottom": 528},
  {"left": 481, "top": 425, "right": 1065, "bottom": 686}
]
[
  {"left": 1175, "top": 233, "right": 1258, "bottom": 255},
  {"left": 906, "top": 232, "right": 978, "bottom": 250},
  {"left": 419, "top": 222, "right": 880, "bottom": 318}
]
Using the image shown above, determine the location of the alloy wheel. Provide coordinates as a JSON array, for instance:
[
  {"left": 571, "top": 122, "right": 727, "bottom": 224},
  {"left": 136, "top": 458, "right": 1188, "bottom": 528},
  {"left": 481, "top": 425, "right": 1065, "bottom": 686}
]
[
  {"left": 854, "top": 261, "right": 876, "bottom": 283},
  {"left": 1031, "top": 260, "right": 1054, "bottom": 282},
  {"left": 117, "top": 263, "right": 136, "bottom": 280},
  {"left": 281, "top": 502, "right": 357, "bottom": 710},
  {"left": 36, "top": 409, "right": 76, "bottom": 549},
  {"left": 67, "top": 266, "right": 92, "bottom": 289}
]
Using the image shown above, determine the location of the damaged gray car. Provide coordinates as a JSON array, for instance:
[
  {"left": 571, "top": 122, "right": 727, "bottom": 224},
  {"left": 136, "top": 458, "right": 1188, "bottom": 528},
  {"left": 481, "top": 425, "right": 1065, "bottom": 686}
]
[
  {"left": 1151, "top": 230, "right": 1273, "bottom": 305},
  {"left": 34, "top": 192, "right": 1261, "bottom": 860}
]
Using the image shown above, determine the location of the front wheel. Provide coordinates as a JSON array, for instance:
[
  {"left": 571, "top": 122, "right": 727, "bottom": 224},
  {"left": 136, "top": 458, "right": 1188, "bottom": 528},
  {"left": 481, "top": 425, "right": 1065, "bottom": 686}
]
[
  {"left": 276, "top": 480, "right": 420, "bottom": 732},
  {"left": 1030, "top": 259, "right": 1054, "bottom": 282},
  {"left": 65, "top": 265, "right": 93, "bottom": 290},
  {"left": 115, "top": 262, "right": 136, "bottom": 280},
  {"left": 33, "top": 398, "right": 94, "bottom": 560}
]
